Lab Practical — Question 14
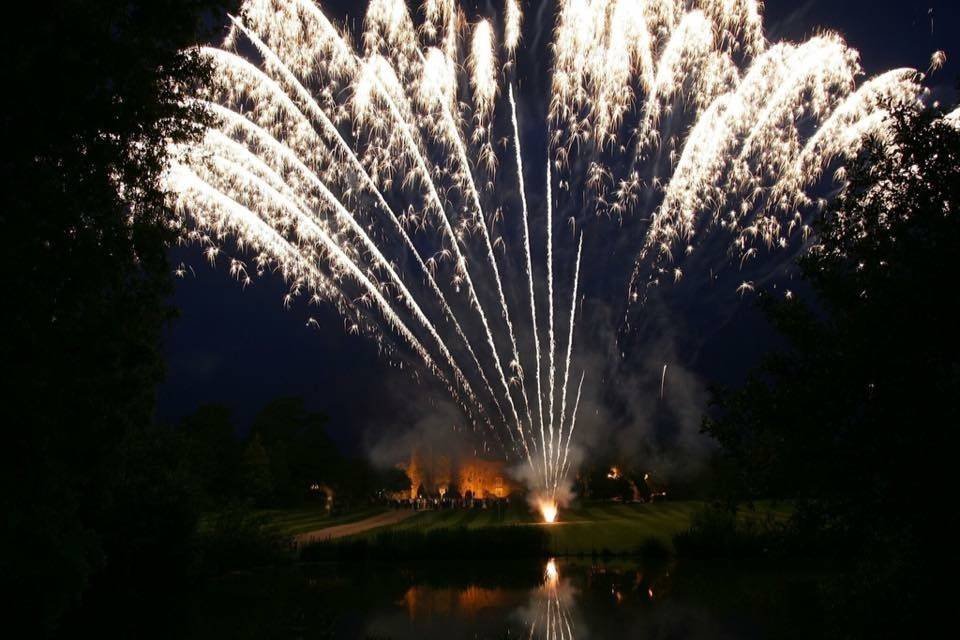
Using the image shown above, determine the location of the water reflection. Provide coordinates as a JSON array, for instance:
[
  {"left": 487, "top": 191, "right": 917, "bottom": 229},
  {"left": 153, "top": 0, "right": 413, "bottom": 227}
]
[
  {"left": 402, "top": 584, "right": 512, "bottom": 620},
  {"left": 172, "top": 557, "right": 827, "bottom": 639},
  {"left": 523, "top": 559, "right": 577, "bottom": 639}
]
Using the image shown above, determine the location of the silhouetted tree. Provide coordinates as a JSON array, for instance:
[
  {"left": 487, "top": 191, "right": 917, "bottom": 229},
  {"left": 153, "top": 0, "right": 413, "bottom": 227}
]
[
  {"left": 242, "top": 433, "right": 274, "bottom": 507},
  {"left": 179, "top": 404, "right": 243, "bottom": 508},
  {"left": 250, "top": 397, "right": 340, "bottom": 504},
  {"left": 703, "top": 106, "right": 960, "bottom": 637},
  {"left": 1, "top": 2, "right": 235, "bottom": 631},
  {"left": 381, "top": 468, "right": 413, "bottom": 497}
]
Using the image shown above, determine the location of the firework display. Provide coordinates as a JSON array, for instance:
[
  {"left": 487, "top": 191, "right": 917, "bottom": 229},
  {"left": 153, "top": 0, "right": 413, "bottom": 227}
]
[{"left": 165, "top": 0, "right": 931, "bottom": 512}]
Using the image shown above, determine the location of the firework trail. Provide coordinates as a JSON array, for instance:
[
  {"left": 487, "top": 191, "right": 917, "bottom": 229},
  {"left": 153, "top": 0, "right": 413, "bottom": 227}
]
[{"left": 165, "top": 0, "right": 937, "bottom": 512}]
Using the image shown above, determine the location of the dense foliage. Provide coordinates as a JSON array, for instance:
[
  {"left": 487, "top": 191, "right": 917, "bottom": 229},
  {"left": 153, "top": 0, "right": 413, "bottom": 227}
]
[
  {"left": 703, "top": 106, "right": 960, "bottom": 637},
  {"left": 179, "top": 397, "right": 408, "bottom": 510},
  {"left": 0, "top": 1, "right": 236, "bottom": 632}
]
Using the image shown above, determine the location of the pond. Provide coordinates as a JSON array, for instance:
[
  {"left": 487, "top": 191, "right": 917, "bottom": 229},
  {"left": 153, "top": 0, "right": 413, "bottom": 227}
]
[{"left": 180, "top": 557, "right": 828, "bottom": 639}]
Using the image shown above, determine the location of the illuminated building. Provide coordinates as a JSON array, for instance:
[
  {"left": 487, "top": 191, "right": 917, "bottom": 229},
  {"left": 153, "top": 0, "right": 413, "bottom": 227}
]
[{"left": 395, "top": 446, "right": 518, "bottom": 500}]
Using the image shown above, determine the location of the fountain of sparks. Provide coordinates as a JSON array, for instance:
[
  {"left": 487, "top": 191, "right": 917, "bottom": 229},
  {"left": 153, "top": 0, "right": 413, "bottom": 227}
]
[{"left": 164, "top": 0, "right": 939, "bottom": 520}]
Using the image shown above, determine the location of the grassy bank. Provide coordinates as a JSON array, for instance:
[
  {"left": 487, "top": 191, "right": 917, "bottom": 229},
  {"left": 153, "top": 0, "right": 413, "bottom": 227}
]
[
  {"left": 257, "top": 501, "right": 792, "bottom": 558},
  {"left": 253, "top": 505, "right": 386, "bottom": 536},
  {"left": 541, "top": 502, "right": 702, "bottom": 555},
  {"left": 374, "top": 501, "right": 789, "bottom": 554}
]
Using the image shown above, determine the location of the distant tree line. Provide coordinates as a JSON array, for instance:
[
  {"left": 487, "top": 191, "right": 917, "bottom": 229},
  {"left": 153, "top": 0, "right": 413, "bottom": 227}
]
[
  {"left": 571, "top": 458, "right": 713, "bottom": 503},
  {"left": 177, "top": 396, "right": 410, "bottom": 511}
]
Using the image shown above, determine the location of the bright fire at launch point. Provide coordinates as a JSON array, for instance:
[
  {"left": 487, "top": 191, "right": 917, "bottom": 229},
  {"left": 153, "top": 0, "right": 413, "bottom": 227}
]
[{"left": 539, "top": 499, "right": 559, "bottom": 524}]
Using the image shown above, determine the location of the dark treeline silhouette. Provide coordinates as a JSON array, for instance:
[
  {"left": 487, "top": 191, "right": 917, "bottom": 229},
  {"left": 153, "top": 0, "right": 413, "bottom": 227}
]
[
  {"left": 574, "top": 461, "right": 655, "bottom": 502},
  {"left": 701, "top": 106, "right": 960, "bottom": 637},
  {"left": 1, "top": 1, "right": 238, "bottom": 634},
  {"left": 178, "top": 396, "right": 410, "bottom": 511},
  {"left": 571, "top": 457, "right": 711, "bottom": 502},
  {"left": 174, "top": 396, "right": 413, "bottom": 581}
]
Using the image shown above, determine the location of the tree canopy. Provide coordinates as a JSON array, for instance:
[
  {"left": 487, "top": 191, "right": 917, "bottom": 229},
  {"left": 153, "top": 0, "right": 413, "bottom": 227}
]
[
  {"left": 703, "top": 106, "right": 960, "bottom": 637},
  {"left": 1, "top": 1, "right": 235, "bottom": 632}
]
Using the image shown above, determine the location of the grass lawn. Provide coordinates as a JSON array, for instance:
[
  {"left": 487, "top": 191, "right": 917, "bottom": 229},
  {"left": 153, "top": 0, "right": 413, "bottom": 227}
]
[
  {"left": 262, "top": 500, "right": 793, "bottom": 555},
  {"left": 255, "top": 505, "right": 386, "bottom": 536},
  {"left": 353, "top": 501, "right": 707, "bottom": 555},
  {"left": 545, "top": 502, "right": 705, "bottom": 554}
]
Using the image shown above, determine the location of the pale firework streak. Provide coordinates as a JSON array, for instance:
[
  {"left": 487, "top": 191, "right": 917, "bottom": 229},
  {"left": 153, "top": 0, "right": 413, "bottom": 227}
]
[
  {"left": 546, "top": 154, "right": 557, "bottom": 490},
  {"left": 555, "top": 234, "right": 582, "bottom": 492},
  {"left": 510, "top": 83, "right": 548, "bottom": 488},
  {"left": 166, "top": 0, "right": 932, "bottom": 504},
  {"left": 504, "top": 0, "right": 522, "bottom": 57},
  {"left": 660, "top": 363, "right": 668, "bottom": 400}
]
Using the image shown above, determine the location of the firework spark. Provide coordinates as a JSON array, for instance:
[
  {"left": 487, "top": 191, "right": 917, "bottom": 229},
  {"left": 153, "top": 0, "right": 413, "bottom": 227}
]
[
  {"left": 166, "top": 0, "right": 933, "bottom": 517},
  {"left": 660, "top": 363, "right": 668, "bottom": 400}
]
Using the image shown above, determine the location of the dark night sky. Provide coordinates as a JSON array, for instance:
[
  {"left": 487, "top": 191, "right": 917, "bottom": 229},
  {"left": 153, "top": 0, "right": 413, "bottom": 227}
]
[{"left": 157, "top": 0, "right": 959, "bottom": 454}]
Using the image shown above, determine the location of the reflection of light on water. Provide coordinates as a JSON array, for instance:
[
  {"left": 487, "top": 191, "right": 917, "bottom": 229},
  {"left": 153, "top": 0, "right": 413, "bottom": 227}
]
[
  {"left": 403, "top": 585, "right": 510, "bottom": 620},
  {"left": 545, "top": 559, "right": 559, "bottom": 585},
  {"left": 525, "top": 559, "right": 576, "bottom": 639}
]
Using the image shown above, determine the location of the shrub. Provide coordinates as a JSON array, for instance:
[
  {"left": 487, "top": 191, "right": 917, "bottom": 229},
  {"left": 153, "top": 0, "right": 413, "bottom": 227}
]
[
  {"left": 197, "top": 508, "right": 293, "bottom": 575},
  {"left": 673, "top": 505, "right": 775, "bottom": 558},
  {"left": 636, "top": 536, "right": 671, "bottom": 561}
]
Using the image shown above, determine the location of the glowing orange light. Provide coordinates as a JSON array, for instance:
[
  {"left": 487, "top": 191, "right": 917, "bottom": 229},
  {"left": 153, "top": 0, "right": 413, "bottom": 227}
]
[
  {"left": 539, "top": 499, "right": 558, "bottom": 523},
  {"left": 545, "top": 559, "right": 559, "bottom": 585}
]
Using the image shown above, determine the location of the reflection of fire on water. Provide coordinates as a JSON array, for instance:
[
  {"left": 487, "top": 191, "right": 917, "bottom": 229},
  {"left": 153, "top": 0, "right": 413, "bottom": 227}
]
[
  {"left": 403, "top": 585, "right": 510, "bottom": 620},
  {"left": 545, "top": 559, "right": 559, "bottom": 585},
  {"left": 524, "top": 559, "right": 576, "bottom": 639}
]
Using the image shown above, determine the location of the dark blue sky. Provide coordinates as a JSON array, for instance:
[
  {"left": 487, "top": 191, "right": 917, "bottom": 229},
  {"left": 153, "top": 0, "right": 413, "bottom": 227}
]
[{"left": 157, "top": 0, "right": 959, "bottom": 452}]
